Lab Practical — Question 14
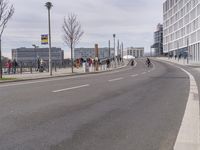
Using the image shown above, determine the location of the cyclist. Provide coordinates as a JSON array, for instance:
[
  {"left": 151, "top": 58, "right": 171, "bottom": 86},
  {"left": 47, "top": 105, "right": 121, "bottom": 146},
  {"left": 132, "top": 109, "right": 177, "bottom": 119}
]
[
  {"left": 146, "top": 58, "right": 151, "bottom": 67},
  {"left": 131, "top": 59, "right": 134, "bottom": 66}
]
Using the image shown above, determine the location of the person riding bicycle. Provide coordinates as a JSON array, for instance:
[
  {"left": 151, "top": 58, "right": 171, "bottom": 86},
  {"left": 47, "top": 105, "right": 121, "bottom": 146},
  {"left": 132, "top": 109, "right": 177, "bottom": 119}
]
[
  {"left": 146, "top": 58, "right": 151, "bottom": 67},
  {"left": 131, "top": 59, "right": 134, "bottom": 66}
]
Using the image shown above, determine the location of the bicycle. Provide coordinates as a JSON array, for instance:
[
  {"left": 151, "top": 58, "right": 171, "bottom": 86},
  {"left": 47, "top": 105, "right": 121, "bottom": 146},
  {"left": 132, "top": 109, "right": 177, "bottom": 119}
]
[{"left": 145, "top": 61, "right": 152, "bottom": 68}]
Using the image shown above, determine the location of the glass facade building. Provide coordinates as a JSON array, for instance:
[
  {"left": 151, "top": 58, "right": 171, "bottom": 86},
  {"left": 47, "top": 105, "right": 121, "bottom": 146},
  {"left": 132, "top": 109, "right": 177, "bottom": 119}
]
[
  {"left": 163, "top": 0, "right": 200, "bottom": 64},
  {"left": 151, "top": 24, "right": 163, "bottom": 56},
  {"left": 12, "top": 47, "right": 64, "bottom": 66}
]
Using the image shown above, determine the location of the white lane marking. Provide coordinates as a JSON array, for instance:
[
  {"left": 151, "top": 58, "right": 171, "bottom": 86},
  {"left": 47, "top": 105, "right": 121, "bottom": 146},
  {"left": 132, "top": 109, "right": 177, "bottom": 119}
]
[
  {"left": 160, "top": 62, "right": 200, "bottom": 150},
  {"left": 108, "top": 77, "right": 124, "bottom": 82},
  {"left": 131, "top": 74, "right": 139, "bottom": 77},
  {"left": 52, "top": 84, "right": 90, "bottom": 93},
  {"left": 141, "top": 72, "right": 146, "bottom": 75}
]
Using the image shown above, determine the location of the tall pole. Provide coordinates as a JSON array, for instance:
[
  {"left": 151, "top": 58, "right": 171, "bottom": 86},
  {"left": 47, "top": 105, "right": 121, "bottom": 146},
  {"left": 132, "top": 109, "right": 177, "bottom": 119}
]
[
  {"left": 108, "top": 40, "right": 111, "bottom": 58},
  {"left": 113, "top": 34, "right": 116, "bottom": 67},
  {"left": 32, "top": 44, "right": 38, "bottom": 68},
  {"left": 0, "top": 38, "right": 2, "bottom": 78},
  {"left": 117, "top": 39, "right": 120, "bottom": 56},
  {"left": 122, "top": 42, "right": 124, "bottom": 62},
  {"left": 113, "top": 34, "right": 116, "bottom": 57},
  {"left": 45, "top": 2, "right": 53, "bottom": 76}
]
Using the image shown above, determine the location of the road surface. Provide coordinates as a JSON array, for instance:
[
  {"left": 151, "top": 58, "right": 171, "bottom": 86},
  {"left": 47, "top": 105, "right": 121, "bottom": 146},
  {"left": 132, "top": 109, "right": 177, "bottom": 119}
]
[{"left": 0, "top": 59, "right": 198, "bottom": 150}]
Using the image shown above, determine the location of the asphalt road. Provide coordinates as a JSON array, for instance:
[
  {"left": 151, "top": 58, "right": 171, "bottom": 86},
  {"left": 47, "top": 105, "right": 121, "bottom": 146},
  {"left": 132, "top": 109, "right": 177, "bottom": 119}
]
[{"left": 0, "top": 59, "right": 193, "bottom": 150}]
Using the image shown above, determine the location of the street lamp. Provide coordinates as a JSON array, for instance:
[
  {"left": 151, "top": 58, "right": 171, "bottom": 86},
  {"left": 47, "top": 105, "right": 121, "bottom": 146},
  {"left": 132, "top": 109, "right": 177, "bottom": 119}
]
[
  {"left": 121, "top": 42, "right": 124, "bottom": 62},
  {"left": 113, "top": 34, "right": 116, "bottom": 67},
  {"left": 32, "top": 44, "right": 39, "bottom": 69},
  {"left": 108, "top": 40, "right": 111, "bottom": 58},
  {"left": 45, "top": 2, "right": 53, "bottom": 76}
]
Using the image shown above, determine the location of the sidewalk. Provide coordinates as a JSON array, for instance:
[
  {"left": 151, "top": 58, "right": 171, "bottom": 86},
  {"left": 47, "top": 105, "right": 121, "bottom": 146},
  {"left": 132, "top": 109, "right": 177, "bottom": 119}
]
[
  {"left": 1, "top": 60, "right": 129, "bottom": 82},
  {"left": 155, "top": 57, "right": 200, "bottom": 73}
]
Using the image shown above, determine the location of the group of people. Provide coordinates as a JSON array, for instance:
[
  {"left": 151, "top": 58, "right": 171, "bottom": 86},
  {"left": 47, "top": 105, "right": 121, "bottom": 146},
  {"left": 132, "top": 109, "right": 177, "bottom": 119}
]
[
  {"left": 75, "top": 57, "right": 112, "bottom": 69},
  {"left": 5, "top": 59, "right": 18, "bottom": 74}
]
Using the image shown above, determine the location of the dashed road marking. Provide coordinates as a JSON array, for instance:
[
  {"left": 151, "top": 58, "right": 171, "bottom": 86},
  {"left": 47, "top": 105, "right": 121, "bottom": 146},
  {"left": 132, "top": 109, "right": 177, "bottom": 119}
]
[
  {"left": 141, "top": 72, "right": 146, "bottom": 75},
  {"left": 108, "top": 77, "right": 124, "bottom": 82},
  {"left": 131, "top": 74, "right": 139, "bottom": 77},
  {"left": 52, "top": 84, "right": 90, "bottom": 93}
]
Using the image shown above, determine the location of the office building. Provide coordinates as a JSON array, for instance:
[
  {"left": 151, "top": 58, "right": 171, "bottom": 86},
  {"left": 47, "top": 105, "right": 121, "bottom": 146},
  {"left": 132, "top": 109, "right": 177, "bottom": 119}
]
[
  {"left": 163, "top": 0, "right": 200, "bottom": 64},
  {"left": 126, "top": 47, "right": 144, "bottom": 58},
  {"left": 12, "top": 47, "right": 64, "bottom": 66},
  {"left": 151, "top": 23, "right": 163, "bottom": 56},
  {"left": 74, "top": 48, "right": 115, "bottom": 60}
]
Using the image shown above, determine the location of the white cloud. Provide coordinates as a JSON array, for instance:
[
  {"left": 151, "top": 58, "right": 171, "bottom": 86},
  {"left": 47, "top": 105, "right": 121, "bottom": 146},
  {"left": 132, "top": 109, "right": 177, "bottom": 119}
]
[{"left": 2, "top": 0, "right": 164, "bottom": 58}]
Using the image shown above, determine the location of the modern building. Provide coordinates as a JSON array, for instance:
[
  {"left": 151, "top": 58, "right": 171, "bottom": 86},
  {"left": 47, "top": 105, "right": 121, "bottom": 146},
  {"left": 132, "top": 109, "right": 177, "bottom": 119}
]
[
  {"left": 74, "top": 48, "right": 115, "bottom": 60},
  {"left": 12, "top": 47, "right": 64, "bottom": 66},
  {"left": 125, "top": 47, "right": 144, "bottom": 58},
  {"left": 151, "top": 23, "right": 163, "bottom": 56},
  {"left": 163, "top": 0, "right": 200, "bottom": 64}
]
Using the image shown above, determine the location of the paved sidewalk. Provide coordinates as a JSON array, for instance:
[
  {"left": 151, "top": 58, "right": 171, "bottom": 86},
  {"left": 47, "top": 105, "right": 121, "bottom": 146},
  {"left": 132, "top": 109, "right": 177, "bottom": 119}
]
[
  {"left": 1, "top": 60, "right": 129, "bottom": 82},
  {"left": 155, "top": 57, "right": 200, "bottom": 73}
]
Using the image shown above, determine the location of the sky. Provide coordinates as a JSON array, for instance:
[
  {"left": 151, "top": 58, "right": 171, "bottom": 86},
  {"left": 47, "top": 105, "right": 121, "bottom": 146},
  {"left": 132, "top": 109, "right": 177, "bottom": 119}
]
[{"left": 2, "top": 0, "right": 164, "bottom": 58}]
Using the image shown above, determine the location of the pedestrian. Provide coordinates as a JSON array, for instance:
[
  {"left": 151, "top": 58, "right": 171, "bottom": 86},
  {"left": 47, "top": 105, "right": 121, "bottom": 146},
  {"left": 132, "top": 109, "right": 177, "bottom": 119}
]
[
  {"left": 106, "top": 59, "right": 110, "bottom": 68},
  {"left": 131, "top": 59, "right": 134, "bottom": 66},
  {"left": 12, "top": 59, "right": 18, "bottom": 74},
  {"left": 37, "top": 58, "right": 40, "bottom": 71},
  {"left": 6, "top": 60, "right": 12, "bottom": 74}
]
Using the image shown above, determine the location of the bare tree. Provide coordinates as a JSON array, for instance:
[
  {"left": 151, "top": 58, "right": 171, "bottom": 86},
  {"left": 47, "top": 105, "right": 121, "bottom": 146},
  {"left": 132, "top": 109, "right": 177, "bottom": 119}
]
[
  {"left": 63, "top": 14, "right": 84, "bottom": 73},
  {"left": 0, "top": 0, "right": 14, "bottom": 78}
]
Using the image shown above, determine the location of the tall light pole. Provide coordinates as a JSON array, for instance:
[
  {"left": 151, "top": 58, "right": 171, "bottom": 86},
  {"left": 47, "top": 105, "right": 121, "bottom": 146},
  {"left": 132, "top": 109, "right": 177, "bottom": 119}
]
[
  {"left": 32, "top": 44, "right": 38, "bottom": 68},
  {"left": 108, "top": 40, "right": 111, "bottom": 58},
  {"left": 45, "top": 2, "right": 53, "bottom": 76},
  {"left": 113, "top": 34, "right": 116, "bottom": 67},
  {"left": 121, "top": 42, "right": 124, "bottom": 62},
  {"left": 113, "top": 34, "right": 116, "bottom": 56}
]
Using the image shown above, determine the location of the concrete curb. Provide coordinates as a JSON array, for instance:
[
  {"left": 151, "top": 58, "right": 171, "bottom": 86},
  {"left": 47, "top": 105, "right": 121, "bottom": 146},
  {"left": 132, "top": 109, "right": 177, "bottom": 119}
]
[
  {"left": 154, "top": 57, "right": 200, "bottom": 68},
  {"left": 0, "top": 63, "right": 129, "bottom": 84},
  {"left": 154, "top": 58, "right": 200, "bottom": 150}
]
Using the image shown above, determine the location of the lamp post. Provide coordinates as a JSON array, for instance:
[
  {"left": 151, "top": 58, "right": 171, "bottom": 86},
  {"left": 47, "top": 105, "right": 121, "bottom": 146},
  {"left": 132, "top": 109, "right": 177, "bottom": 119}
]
[
  {"left": 45, "top": 2, "right": 53, "bottom": 76},
  {"left": 108, "top": 40, "right": 111, "bottom": 59},
  {"left": 113, "top": 34, "right": 116, "bottom": 67},
  {"left": 121, "top": 42, "right": 124, "bottom": 63},
  {"left": 32, "top": 44, "right": 38, "bottom": 68}
]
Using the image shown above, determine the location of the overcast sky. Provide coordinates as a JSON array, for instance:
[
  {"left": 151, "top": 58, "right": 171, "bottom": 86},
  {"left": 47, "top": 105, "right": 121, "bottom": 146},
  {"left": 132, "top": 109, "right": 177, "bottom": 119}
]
[{"left": 3, "top": 0, "right": 164, "bottom": 58}]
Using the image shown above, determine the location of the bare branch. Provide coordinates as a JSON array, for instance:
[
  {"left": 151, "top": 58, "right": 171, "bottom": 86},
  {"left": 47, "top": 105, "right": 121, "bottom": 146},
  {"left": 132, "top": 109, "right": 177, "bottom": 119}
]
[
  {"left": 0, "top": 0, "right": 14, "bottom": 37},
  {"left": 62, "top": 13, "right": 84, "bottom": 48}
]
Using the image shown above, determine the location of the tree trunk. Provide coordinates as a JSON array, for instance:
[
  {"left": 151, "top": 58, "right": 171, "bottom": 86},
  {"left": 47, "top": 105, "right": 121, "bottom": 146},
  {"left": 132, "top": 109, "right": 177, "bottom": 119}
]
[
  {"left": 71, "top": 44, "right": 74, "bottom": 73},
  {"left": 0, "top": 38, "right": 2, "bottom": 79}
]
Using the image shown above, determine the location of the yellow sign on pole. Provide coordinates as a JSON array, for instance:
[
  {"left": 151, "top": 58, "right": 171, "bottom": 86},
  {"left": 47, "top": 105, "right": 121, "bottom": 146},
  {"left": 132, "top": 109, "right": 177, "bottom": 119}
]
[{"left": 41, "top": 34, "right": 48, "bottom": 45}]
